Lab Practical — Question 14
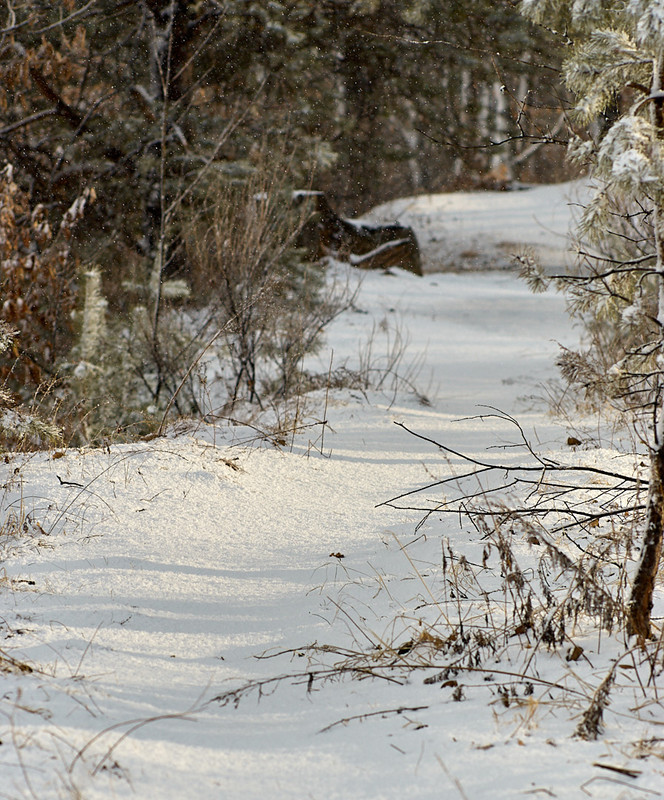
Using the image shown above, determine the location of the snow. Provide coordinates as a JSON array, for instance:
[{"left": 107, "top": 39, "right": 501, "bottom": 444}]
[
  {"left": 1, "top": 183, "right": 663, "bottom": 800},
  {"left": 362, "top": 180, "right": 591, "bottom": 273}
]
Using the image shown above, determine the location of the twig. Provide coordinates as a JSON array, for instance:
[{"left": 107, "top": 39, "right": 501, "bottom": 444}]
[
  {"left": 592, "top": 762, "right": 641, "bottom": 779},
  {"left": 210, "top": 665, "right": 405, "bottom": 710},
  {"left": 326, "top": 595, "right": 379, "bottom": 649},
  {"left": 319, "top": 705, "right": 429, "bottom": 733},
  {"left": 390, "top": 421, "right": 638, "bottom": 484},
  {"left": 436, "top": 755, "right": 471, "bottom": 800},
  {"left": 157, "top": 323, "right": 228, "bottom": 436}
]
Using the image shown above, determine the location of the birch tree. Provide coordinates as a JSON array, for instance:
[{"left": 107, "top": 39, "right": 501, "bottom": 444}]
[{"left": 520, "top": 0, "right": 664, "bottom": 639}]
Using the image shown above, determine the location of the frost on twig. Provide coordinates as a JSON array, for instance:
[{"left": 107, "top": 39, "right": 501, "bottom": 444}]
[{"left": 514, "top": 250, "right": 549, "bottom": 293}]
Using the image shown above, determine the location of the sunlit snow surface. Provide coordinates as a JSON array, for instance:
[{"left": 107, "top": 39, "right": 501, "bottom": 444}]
[
  {"left": 364, "top": 180, "right": 591, "bottom": 272},
  {"left": 1, "top": 184, "right": 663, "bottom": 799}
]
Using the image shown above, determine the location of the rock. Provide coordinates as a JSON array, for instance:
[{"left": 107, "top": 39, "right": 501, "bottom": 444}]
[{"left": 294, "top": 191, "right": 422, "bottom": 276}]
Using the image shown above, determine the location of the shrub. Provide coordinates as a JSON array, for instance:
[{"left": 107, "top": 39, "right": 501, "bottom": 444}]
[
  {"left": 183, "top": 167, "right": 351, "bottom": 408},
  {"left": 0, "top": 163, "right": 92, "bottom": 392}
]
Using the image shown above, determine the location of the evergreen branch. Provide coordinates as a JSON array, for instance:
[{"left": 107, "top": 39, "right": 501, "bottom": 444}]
[{"left": 574, "top": 251, "right": 656, "bottom": 267}]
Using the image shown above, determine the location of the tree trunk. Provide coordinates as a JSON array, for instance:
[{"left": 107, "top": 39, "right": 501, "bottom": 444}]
[
  {"left": 626, "top": 443, "right": 664, "bottom": 639},
  {"left": 627, "top": 201, "right": 664, "bottom": 638},
  {"left": 626, "top": 52, "right": 664, "bottom": 640}
]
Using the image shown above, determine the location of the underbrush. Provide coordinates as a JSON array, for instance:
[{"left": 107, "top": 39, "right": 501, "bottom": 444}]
[
  {"left": 327, "top": 416, "right": 659, "bottom": 739},
  {"left": 1, "top": 143, "right": 435, "bottom": 455},
  {"left": 213, "top": 411, "right": 661, "bottom": 746},
  {"left": 0, "top": 156, "right": 364, "bottom": 449}
]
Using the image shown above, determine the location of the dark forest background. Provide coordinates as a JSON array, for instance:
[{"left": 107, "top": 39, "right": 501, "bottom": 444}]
[{"left": 0, "top": 1, "right": 574, "bottom": 441}]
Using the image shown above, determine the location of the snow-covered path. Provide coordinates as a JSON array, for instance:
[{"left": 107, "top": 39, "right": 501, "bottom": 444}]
[
  {"left": 2, "top": 192, "right": 663, "bottom": 798},
  {"left": 364, "top": 180, "right": 590, "bottom": 272},
  {"left": 0, "top": 270, "right": 592, "bottom": 799}
]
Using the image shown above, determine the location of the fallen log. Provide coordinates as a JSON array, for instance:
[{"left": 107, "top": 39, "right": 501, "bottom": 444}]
[{"left": 295, "top": 191, "right": 422, "bottom": 276}]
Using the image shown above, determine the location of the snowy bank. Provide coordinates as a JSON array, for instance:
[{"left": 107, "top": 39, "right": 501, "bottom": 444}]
[{"left": 363, "top": 181, "right": 591, "bottom": 274}]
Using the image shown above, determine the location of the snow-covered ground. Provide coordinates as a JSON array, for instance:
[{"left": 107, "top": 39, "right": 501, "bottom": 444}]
[
  {"left": 1, "top": 183, "right": 663, "bottom": 800},
  {"left": 364, "top": 180, "right": 591, "bottom": 272}
]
